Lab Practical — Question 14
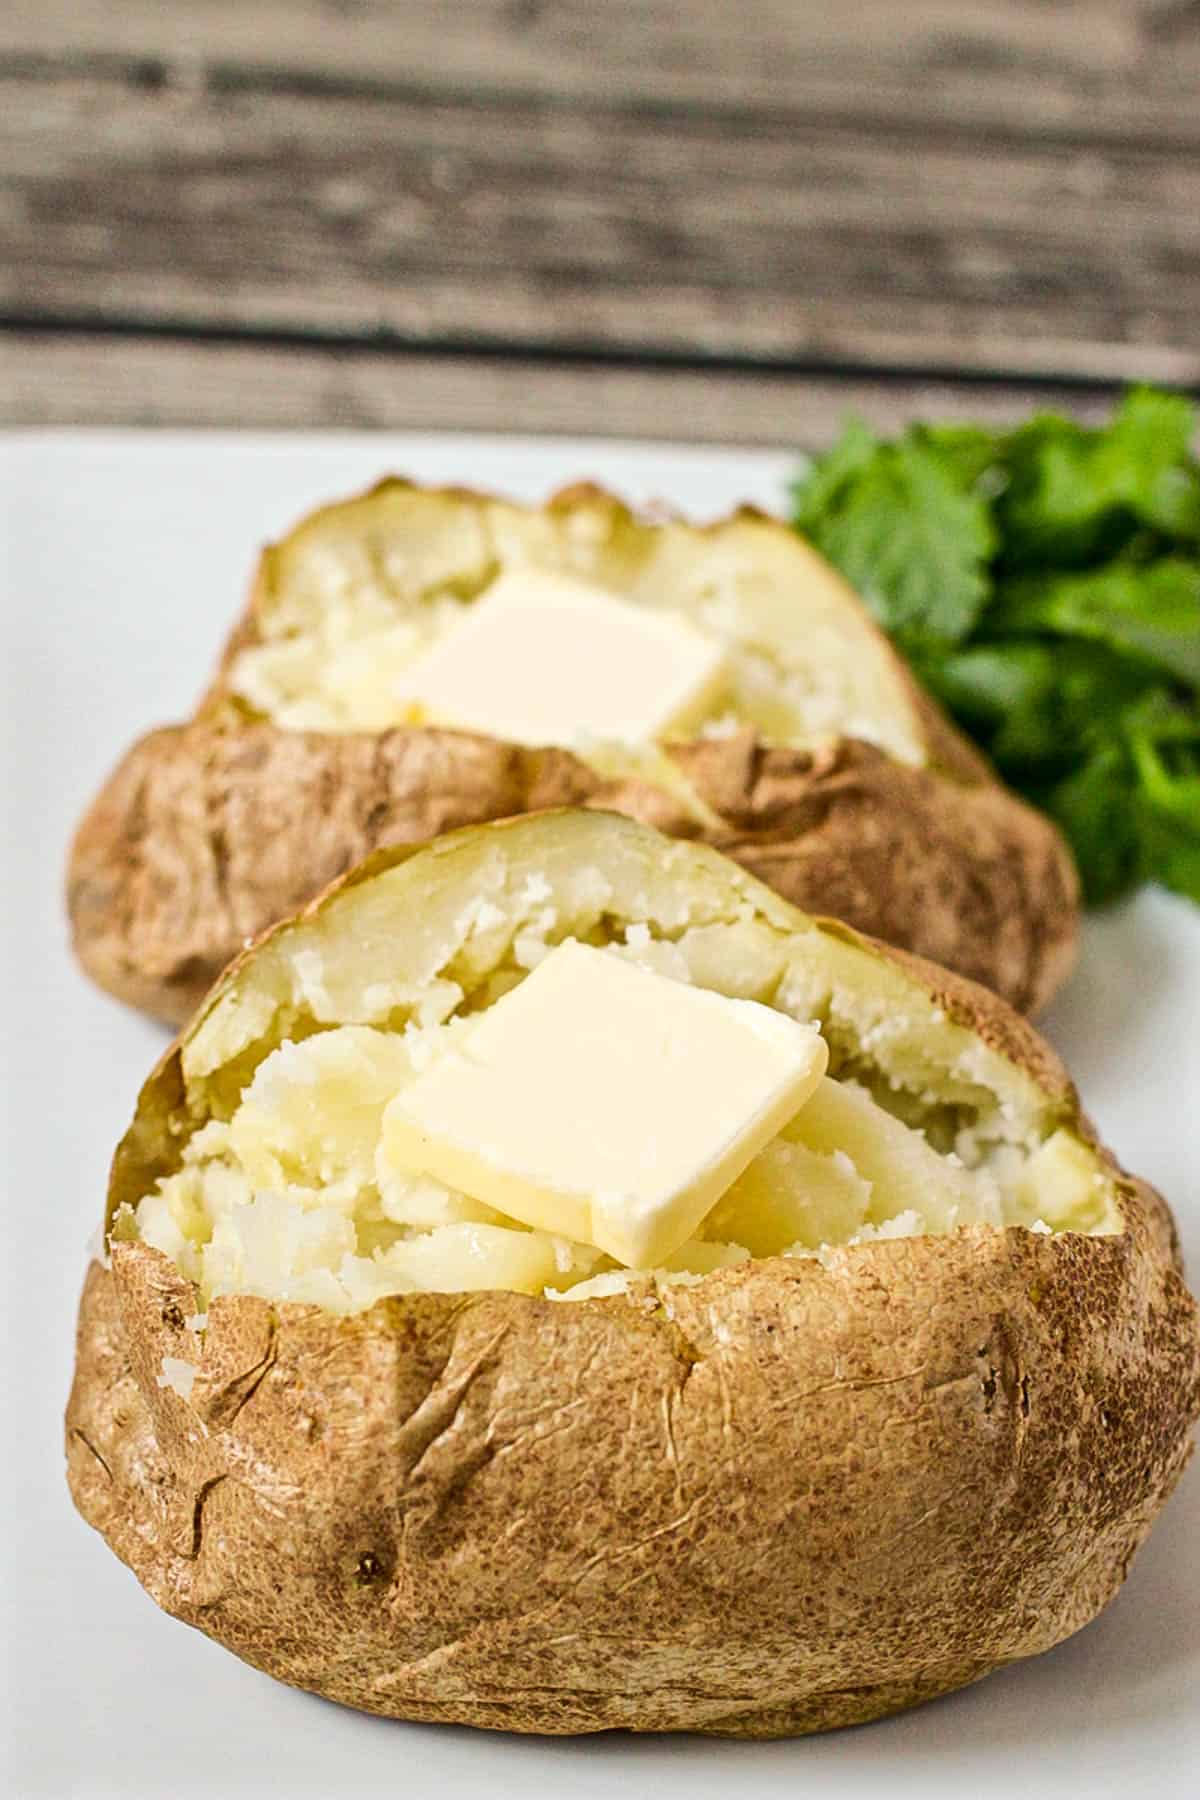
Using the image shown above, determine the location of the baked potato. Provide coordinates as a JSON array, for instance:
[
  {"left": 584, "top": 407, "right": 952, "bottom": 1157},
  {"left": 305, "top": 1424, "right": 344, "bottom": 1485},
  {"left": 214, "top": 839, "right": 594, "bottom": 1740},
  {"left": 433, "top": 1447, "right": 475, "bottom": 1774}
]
[
  {"left": 66, "top": 809, "right": 1199, "bottom": 1737},
  {"left": 67, "top": 481, "right": 1078, "bottom": 1025}
]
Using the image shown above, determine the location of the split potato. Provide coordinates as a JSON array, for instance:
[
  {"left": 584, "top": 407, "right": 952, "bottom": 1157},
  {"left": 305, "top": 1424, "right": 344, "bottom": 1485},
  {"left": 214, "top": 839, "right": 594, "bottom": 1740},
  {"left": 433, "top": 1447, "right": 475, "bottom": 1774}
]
[
  {"left": 66, "top": 810, "right": 1199, "bottom": 1737},
  {"left": 67, "top": 481, "right": 1078, "bottom": 1024}
]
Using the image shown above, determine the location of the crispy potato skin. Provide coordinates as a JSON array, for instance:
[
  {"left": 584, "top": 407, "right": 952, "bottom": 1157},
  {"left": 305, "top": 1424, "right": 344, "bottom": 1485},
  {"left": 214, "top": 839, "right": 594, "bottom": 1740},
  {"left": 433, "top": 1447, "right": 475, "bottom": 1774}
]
[
  {"left": 66, "top": 822, "right": 1198, "bottom": 1737},
  {"left": 66, "top": 483, "right": 1077, "bottom": 1024},
  {"left": 68, "top": 723, "right": 1076, "bottom": 1026}
]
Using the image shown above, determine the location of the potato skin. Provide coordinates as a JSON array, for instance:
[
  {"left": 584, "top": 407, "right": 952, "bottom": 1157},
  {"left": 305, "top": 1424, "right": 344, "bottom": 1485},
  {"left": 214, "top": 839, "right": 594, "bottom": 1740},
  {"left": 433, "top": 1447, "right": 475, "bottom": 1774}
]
[
  {"left": 66, "top": 483, "right": 1078, "bottom": 1024},
  {"left": 65, "top": 823, "right": 1198, "bottom": 1737},
  {"left": 68, "top": 722, "right": 1076, "bottom": 1027},
  {"left": 68, "top": 1182, "right": 1198, "bottom": 1736}
]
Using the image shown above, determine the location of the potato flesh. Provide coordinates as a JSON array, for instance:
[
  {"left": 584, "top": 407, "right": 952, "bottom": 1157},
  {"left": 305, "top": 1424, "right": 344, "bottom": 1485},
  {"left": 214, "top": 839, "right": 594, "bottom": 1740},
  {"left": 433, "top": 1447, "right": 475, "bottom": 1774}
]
[
  {"left": 136, "top": 817, "right": 1118, "bottom": 1313},
  {"left": 229, "top": 1027, "right": 420, "bottom": 1191},
  {"left": 227, "top": 491, "right": 927, "bottom": 764},
  {"left": 703, "top": 1138, "right": 872, "bottom": 1256},
  {"left": 1010, "top": 1130, "right": 1116, "bottom": 1233},
  {"left": 136, "top": 977, "right": 1093, "bottom": 1315},
  {"left": 788, "top": 1078, "right": 1001, "bottom": 1233}
]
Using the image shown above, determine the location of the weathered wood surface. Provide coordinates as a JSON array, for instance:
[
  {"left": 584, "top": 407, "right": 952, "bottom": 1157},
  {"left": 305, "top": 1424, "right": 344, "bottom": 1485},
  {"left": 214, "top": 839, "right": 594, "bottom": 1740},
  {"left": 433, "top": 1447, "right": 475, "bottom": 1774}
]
[
  {"left": 2, "top": 333, "right": 1124, "bottom": 443},
  {"left": 5, "top": 1, "right": 1199, "bottom": 124},
  {"left": 3, "top": 1, "right": 1197, "bottom": 429}
]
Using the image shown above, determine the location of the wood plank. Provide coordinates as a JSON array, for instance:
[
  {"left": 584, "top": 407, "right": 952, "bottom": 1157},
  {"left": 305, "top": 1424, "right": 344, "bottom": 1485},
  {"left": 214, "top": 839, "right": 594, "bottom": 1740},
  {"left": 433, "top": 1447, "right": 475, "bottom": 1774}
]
[
  {"left": 4, "top": 69, "right": 1198, "bottom": 383},
  {"left": 0, "top": 333, "right": 1126, "bottom": 441},
  {"left": 4, "top": 1, "right": 1199, "bottom": 133}
]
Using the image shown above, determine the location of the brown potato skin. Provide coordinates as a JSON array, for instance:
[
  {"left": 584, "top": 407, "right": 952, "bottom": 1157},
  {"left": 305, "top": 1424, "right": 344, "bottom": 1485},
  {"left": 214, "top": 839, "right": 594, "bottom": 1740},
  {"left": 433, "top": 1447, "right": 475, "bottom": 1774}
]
[
  {"left": 67, "top": 1183, "right": 1198, "bottom": 1737},
  {"left": 65, "top": 831, "right": 1199, "bottom": 1737},
  {"left": 65, "top": 484, "right": 1078, "bottom": 1025},
  {"left": 68, "top": 721, "right": 1077, "bottom": 1026}
]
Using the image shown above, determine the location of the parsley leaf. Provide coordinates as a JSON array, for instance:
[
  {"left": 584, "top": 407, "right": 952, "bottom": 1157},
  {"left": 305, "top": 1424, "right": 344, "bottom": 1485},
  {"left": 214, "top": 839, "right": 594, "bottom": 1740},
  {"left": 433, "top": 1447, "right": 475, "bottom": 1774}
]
[
  {"left": 998, "top": 387, "right": 1200, "bottom": 567},
  {"left": 791, "top": 429, "right": 994, "bottom": 647},
  {"left": 790, "top": 417, "right": 879, "bottom": 530},
  {"left": 920, "top": 640, "right": 1155, "bottom": 774},
  {"left": 1042, "top": 740, "right": 1144, "bottom": 906},
  {"left": 989, "top": 559, "right": 1200, "bottom": 688},
  {"left": 1043, "top": 734, "right": 1144, "bottom": 900},
  {"left": 908, "top": 423, "right": 1006, "bottom": 495},
  {"left": 789, "top": 387, "right": 1200, "bottom": 910},
  {"left": 1126, "top": 693, "right": 1200, "bottom": 903}
]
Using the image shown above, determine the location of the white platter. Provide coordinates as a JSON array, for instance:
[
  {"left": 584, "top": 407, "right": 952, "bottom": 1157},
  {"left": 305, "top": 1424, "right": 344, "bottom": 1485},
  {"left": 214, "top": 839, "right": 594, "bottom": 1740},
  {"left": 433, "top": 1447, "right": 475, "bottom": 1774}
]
[{"left": 3, "top": 431, "right": 1197, "bottom": 1799}]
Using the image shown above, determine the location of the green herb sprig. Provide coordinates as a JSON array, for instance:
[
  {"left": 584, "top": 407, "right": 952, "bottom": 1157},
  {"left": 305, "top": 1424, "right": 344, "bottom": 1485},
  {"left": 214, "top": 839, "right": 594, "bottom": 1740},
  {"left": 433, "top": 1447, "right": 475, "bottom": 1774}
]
[{"left": 790, "top": 388, "right": 1200, "bottom": 905}]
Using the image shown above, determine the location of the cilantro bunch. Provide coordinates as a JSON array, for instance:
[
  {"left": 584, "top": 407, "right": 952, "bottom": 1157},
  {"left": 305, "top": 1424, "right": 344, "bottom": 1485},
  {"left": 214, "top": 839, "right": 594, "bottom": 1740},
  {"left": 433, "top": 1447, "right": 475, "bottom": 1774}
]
[{"left": 790, "top": 389, "right": 1200, "bottom": 906}]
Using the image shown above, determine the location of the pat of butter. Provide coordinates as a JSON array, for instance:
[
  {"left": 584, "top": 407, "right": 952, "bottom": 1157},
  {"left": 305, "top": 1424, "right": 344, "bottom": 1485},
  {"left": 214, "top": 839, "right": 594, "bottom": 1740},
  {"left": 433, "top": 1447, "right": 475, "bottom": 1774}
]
[
  {"left": 379, "top": 939, "right": 827, "bottom": 1268},
  {"left": 396, "top": 567, "right": 727, "bottom": 748}
]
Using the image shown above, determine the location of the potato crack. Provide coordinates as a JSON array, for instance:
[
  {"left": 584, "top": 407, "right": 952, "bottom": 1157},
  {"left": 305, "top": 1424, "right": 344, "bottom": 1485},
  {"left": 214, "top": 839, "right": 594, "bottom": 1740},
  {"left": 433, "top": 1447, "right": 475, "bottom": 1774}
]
[
  {"left": 69, "top": 1427, "right": 114, "bottom": 1485},
  {"left": 201, "top": 1319, "right": 278, "bottom": 1430},
  {"left": 398, "top": 1325, "right": 510, "bottom": 1482},
  {"left": 186, "top": 1474, "right": 229, "bottom": 1560}
]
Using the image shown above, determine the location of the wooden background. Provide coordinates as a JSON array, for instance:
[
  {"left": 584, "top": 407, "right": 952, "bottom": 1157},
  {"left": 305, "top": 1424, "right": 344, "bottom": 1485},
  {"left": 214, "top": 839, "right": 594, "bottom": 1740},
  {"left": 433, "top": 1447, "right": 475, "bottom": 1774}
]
[{"left": 3, "top": 0, "right": 1197, "bottom": 442}]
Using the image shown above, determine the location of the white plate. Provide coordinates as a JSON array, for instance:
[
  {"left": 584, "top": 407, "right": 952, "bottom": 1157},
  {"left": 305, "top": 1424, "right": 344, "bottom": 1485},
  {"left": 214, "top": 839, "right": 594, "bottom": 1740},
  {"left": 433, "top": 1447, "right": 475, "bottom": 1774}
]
[{"left": 3, "top": 431, "right": 1197, "bottom": 1800}]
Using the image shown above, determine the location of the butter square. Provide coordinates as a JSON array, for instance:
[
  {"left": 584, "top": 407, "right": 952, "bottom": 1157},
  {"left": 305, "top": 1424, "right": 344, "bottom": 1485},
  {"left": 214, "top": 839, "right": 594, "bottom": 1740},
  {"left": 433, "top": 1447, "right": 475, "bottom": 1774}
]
[
  {"left": 397, "top": 567, "right": 727, "bottom": 747},
  {"left": 379, "top": 940, "right": 827, "bottom": 1268}
]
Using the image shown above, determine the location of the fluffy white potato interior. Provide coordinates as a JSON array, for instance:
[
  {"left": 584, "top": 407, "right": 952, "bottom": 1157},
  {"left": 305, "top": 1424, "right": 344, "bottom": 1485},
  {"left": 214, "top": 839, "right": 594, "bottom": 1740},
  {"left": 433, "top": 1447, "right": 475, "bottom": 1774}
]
[
  {"left": 704, "top": 1138, "right": 873, "bottom": 1256},
  {"left": 227, "top": 490, "right": 927, "bottom": 764},
  {"left": 129, "top": 972, "right": 1111, "bottom": 1316},
  {"left": 127, "top": 823, "right": 1119, "bottom": 1314}
]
